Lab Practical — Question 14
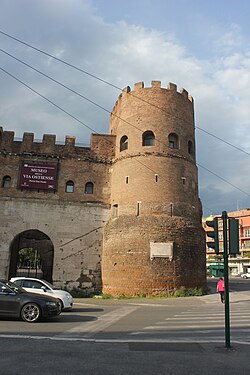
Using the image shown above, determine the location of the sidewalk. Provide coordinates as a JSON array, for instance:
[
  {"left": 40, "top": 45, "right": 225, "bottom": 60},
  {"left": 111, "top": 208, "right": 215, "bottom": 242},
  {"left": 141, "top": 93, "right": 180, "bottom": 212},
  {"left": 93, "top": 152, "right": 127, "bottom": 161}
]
[{"left": 200, "top": 288, "right": 250, "bottom": 304}]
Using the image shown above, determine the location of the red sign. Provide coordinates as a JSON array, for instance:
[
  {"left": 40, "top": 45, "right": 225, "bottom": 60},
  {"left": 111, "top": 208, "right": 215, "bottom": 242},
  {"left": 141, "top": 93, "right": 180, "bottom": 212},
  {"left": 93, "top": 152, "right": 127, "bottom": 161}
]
[{"left": 19, "top": 163, "right": 58, "bottom": 190}]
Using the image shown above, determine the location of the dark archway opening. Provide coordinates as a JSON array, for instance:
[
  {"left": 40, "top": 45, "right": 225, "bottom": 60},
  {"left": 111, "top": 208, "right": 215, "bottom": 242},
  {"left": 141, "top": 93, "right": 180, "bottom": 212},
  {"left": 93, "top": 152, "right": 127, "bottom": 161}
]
[{"left": 8, "top": 230, "right": 54, "bottom": 283}]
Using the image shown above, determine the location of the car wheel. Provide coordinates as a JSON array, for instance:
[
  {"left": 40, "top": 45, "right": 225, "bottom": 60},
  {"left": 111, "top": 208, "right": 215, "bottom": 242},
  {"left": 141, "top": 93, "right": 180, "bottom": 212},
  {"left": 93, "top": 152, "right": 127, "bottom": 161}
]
[
  {"left": 243, "top": 276, "right": 248, "bottom": 279},
  {"left": 21, "top": 303, "right": 41, "bottom": 323}
]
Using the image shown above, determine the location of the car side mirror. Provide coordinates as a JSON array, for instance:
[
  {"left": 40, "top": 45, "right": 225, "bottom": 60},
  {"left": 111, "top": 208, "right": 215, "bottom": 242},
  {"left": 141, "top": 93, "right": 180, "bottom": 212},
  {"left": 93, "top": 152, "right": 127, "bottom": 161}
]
[{"left": 41, "top": 286, "right": 47, "bottom": 292}]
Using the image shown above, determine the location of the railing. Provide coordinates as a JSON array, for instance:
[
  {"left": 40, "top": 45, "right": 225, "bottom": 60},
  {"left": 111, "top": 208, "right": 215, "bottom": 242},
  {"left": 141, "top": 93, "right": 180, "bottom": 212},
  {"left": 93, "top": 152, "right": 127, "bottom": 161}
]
[{"left": 16, "top": 267, "right": 43, "bottom": 278}]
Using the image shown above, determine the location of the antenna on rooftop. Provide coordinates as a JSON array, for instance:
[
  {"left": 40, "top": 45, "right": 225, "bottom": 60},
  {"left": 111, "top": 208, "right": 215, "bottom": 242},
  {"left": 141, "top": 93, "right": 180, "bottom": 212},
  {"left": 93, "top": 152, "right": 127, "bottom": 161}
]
[{"left": 237, "top": 200, "right": 240, "bottom": 211}]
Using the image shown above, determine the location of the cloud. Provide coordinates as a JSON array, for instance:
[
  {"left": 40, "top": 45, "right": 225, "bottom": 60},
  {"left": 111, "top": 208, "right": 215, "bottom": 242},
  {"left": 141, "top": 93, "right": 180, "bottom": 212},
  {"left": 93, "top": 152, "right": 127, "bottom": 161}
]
[{"left": 214, "top": 23, "right": 246, "bottom": 54}]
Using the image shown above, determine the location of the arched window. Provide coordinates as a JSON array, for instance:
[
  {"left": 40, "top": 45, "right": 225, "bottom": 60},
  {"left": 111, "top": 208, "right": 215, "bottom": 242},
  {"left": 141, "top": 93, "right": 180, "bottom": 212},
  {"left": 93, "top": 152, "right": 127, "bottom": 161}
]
[
  {"left": 188, "top": 140, "right": 194, "bottom": 156},
  {"left": 142, "top": 131, "right": 155, "bottom": 146},
  {"left": 2, "top": 175, "right": 11, "bottom": 188},
  {"left": 120, "top": 135, "right": 128, "bottom": 151},
  {"left": 168, "top": 133, "right": 179, "bottom": 149},
  {"left": 65, "top": 180, "right": 74, "bottom": 193},
  {"left": 85, "top": 182, "right": 94, "bottom": 194}
]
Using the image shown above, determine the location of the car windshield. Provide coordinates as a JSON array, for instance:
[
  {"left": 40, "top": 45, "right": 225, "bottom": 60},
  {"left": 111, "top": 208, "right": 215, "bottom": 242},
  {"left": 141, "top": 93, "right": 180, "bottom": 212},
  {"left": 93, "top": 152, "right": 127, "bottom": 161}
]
[
  {"left": 5, "top": 281, "right": 25, "bottom": 293},
  {"left": 42, "top": 280, "right": 58, "bottom": 290}
]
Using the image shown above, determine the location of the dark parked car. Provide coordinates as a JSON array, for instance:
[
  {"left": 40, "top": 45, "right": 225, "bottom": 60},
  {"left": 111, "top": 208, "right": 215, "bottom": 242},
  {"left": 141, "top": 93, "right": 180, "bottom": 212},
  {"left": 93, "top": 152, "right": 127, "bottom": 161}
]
[{"left": 0, "top": 280, "right": 61, "bottom": 322}]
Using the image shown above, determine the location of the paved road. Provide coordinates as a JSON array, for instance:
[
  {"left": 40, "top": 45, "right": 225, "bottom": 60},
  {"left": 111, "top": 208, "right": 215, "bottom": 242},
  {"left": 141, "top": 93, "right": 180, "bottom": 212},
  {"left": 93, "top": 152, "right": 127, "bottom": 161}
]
[
  {"left": 1, "top": 277, "right": 249, "bottom": 343},
  {"left": 0, "top": 277, "right": 250, "bottom": 374}
]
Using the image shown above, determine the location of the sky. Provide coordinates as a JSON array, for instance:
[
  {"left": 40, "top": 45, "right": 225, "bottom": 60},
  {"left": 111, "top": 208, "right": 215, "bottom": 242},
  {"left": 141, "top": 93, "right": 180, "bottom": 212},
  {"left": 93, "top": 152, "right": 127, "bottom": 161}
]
[{"left": 1, "top": 0, "right": 250, "bottom": 217}]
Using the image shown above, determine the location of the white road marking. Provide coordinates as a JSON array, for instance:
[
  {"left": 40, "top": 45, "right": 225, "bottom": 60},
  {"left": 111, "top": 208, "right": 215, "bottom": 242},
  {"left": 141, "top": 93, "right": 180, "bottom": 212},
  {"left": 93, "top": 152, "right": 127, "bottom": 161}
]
[
  {"left": 1, "top": 334, "right": 250, "bottom": 346},
  {"left": 57, "top": 305, "right": 138, "bottom": 336},
  {"left": 162, "top": 316, "right": 250, "bottom": 321},
  {"left": 128, "top": 303, "right": 172, "bottom": 307}
]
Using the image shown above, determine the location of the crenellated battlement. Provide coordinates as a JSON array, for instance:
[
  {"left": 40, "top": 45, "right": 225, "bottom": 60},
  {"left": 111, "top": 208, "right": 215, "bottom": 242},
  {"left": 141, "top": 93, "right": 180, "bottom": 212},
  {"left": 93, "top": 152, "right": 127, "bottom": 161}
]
[
  {"left": 111, "top": 80, "right": 193, "bottom": 115},
  {"left": 131, "top": 80, "right": 193, "bottom": 102},
  {"left": 0, "top": 127, "right": 116, "bottom": 161}
]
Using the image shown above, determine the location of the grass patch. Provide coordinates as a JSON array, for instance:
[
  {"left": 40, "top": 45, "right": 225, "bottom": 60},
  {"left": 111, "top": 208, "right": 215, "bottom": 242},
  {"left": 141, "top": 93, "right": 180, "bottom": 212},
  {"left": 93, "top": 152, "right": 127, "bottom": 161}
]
[
  {"left": 173, "top": 287, "right": 206, "bottom": 297},
  {"left": 70, "top": 287, "right": 207, "bottom": 299}
]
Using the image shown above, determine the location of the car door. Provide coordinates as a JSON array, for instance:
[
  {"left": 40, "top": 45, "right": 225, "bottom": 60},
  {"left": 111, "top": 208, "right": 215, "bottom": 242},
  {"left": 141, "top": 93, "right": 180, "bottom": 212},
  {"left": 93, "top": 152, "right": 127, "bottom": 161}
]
[{"left": 0, "top": 282, "right": 20, "bottom": 315}]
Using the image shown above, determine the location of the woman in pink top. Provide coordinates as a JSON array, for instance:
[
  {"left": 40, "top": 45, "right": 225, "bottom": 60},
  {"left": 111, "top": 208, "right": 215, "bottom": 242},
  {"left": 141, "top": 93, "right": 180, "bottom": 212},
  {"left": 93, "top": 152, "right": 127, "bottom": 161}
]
[{"left": 217, "top": 277, "right": 225, "bottom": 303}]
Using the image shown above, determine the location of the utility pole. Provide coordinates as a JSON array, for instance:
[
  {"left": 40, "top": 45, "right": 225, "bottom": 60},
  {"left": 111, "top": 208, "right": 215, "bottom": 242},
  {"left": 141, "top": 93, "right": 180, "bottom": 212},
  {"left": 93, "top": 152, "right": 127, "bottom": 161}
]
[
  {"left": 222, "top": 211, "right": 230, "bottom": 348},
  {"left": 206, "top": 210, "right": 239, "bottom": 349}
]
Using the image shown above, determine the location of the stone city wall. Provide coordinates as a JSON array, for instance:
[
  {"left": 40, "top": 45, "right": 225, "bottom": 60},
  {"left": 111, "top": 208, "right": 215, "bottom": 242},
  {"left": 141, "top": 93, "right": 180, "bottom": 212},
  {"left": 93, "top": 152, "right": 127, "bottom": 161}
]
[{"left": 0, "top": 197, "right": 109, "bottom": 294}]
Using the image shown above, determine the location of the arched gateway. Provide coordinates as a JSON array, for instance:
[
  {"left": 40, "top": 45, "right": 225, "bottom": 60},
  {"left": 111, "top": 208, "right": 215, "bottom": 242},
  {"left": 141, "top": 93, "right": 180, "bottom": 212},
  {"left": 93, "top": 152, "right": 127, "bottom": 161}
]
[{"left": 8, "top": 230, "right": 54, "bottom": 283}]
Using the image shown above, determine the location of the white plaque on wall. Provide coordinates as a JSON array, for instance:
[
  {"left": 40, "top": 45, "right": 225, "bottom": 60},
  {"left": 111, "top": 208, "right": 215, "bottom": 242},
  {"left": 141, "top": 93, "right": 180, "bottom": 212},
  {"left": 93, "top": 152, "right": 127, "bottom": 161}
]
[{"left": 150, "top": 242, "right": 174, "bottom": 261}]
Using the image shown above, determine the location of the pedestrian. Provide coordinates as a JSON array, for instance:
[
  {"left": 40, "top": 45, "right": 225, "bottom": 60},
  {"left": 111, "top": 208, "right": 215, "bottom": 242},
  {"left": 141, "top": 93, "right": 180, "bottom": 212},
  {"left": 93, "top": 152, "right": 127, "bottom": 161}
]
[{"left": 217, "top": 277, "right": 225, "bottom": 303}]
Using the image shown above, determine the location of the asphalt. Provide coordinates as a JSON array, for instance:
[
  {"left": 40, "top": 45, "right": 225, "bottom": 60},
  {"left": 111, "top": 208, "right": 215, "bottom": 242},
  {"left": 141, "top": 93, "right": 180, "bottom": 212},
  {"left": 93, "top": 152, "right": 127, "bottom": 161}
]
[{"left": 0, "top": 335, "right": 249, "bottom": 375}]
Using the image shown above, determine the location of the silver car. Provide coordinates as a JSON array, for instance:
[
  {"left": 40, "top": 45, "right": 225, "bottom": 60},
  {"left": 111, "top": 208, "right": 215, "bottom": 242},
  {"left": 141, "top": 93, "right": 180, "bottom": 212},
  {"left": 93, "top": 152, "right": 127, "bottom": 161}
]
[{"left": 10, "top": 277, "right": 73, "bottom": 310}]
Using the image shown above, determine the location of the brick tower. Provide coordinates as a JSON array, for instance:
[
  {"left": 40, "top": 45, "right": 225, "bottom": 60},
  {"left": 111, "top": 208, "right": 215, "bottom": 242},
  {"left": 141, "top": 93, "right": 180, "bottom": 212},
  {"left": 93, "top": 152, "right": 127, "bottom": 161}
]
[{"left": 102, "top": 80, "right": 206, "bottom": 296}]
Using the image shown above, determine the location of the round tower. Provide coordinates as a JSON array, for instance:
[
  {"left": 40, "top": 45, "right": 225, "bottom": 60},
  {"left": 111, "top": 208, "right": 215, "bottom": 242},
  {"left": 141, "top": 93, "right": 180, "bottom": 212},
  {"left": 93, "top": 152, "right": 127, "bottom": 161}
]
[{"left": 102, "top": 80, "right": 206, "bottom": 296}]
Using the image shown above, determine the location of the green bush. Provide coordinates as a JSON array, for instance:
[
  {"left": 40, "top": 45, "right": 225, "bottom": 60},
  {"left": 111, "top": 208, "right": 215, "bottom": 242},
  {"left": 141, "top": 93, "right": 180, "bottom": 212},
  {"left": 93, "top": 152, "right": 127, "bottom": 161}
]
[
  {"left": 173, "top": 287, "right": 205, "bottom": 297},
  {"left": 98, "top": 293, "right": 113, "bottom": 299}
]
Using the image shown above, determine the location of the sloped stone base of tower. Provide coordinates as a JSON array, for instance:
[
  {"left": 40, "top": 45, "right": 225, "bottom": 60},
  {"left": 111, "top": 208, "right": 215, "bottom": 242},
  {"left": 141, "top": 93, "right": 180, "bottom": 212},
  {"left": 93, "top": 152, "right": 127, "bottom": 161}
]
[{"left": 102, "top": 216, "right": 206, "bottom": 296}]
